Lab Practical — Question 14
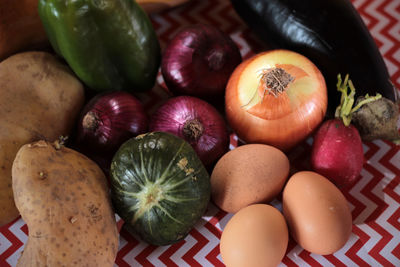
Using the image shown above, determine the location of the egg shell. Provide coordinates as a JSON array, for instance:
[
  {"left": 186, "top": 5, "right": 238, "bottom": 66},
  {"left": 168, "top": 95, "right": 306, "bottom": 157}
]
[
  {"left": 282, "top": 171, "right": 352, "bottom": 255},
  {"left": 210, "top": 144, "right": 289, "bottom": 213},
  {"left": 220, "top": 204, "right": 289, "bottom": 267}
]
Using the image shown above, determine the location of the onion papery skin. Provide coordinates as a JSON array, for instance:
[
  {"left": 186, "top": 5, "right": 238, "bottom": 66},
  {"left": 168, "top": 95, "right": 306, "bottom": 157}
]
[
  {"left": 225, "top": 50, "right": 328, "bottom": 151},
  {"left": 76, "top": 91, "right": 148, "bottom": 153},
  {"left": 149, "top": 96, "right": 229, "bottom": 168},
  {"left": 161, "top": 24, "right": 242, "bottom": 99}
]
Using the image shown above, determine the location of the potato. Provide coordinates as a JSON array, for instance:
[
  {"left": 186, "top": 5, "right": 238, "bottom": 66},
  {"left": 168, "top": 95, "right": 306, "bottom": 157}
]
[
  {"left": 0, "top": 51, "right": 85, "bottom": 226},
  {"left": 12, "top": 140, "right": 119, "bottom": 267}
]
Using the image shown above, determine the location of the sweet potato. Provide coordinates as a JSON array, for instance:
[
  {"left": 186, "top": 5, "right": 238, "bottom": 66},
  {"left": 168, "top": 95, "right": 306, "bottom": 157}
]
[
  {"left": 0, "top": 51, "right": 85, "bottom": 226},
  {"left": 0, "top": 0, "right": 49, "bottom": 60},
  {"left": 138, "top": 0, "right": 190, "bottom": 13},
  {"left": 12, "top": 140, "right": 119, "bottom": 266}
]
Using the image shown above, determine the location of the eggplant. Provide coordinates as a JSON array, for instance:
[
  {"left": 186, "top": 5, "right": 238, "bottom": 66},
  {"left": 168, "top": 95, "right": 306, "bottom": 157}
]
[{"left": 230, "top": 0, "right": 398, "bottom": 117}]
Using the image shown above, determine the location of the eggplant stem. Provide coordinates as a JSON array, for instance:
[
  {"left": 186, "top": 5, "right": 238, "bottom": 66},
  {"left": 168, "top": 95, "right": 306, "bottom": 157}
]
[{"left": 334, "top": 74, "right": 382, "bottom": 126}]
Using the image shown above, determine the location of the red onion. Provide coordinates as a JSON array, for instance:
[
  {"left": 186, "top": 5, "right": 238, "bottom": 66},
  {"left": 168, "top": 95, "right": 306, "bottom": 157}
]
[
  {"left": 149, "top": 96, "right": 229, "bottom": 168},
  {"left": 76, "top": 91, "right": 148, "bottom": 153},
  {"left": 161, "top": 24, "right": 242, "bottom": 98}
]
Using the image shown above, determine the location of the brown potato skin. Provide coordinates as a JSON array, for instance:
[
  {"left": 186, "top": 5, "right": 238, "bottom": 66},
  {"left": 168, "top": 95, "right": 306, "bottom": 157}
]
[
  {"left": 0, "top": 51, "right": 85, "bottom": 226},
  {"left": 12, "top": 140, "right": 119, "bottom": 267}
]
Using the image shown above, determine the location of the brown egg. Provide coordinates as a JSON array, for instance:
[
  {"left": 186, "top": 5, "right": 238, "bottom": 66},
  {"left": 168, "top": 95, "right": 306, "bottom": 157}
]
[
  {"left": 211, "top": 144, "right": 289, "bottom": 213},
  {"left": 220, "top": 204, "right": 289, "bottom": 267},
  {"left": 282, "top": 171, "right": 352, "bottom": 255}
]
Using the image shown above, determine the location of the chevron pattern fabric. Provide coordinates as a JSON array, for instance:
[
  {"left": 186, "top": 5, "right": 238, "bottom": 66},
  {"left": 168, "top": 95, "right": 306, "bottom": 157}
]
[{"left": 1, "top": 0, "right": 399, "bottom": 266}]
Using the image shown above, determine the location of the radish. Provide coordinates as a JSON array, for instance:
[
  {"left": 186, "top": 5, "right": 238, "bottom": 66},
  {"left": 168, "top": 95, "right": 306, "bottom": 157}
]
[{"left": 311, "top": 75, "right": 381, "bottom": 188}]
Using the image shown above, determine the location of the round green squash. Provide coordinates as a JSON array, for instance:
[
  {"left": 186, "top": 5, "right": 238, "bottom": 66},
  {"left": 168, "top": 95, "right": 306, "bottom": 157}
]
[{"left": 110, "top": 132, "right": 211, "bottom": 246}]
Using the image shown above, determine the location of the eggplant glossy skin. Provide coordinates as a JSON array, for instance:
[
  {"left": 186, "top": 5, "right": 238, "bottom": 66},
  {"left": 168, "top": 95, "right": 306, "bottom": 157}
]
[{"left": 230, "top": 0, "right": 397, "bottom": 116}]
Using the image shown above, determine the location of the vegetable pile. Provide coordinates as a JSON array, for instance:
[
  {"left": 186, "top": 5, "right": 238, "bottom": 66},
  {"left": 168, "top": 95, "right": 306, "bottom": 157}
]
[
  {"left": 0, "top": 0, "right": 399, "bottom": 266},
  {"left": 230, "top": 0, "right": 397, "bottom": 117}
]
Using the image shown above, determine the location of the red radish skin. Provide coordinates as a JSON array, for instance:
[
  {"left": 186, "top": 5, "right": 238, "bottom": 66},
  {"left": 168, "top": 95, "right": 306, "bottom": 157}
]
[{"left": 311, "top": 119, "right": 364, "bottom": 188}]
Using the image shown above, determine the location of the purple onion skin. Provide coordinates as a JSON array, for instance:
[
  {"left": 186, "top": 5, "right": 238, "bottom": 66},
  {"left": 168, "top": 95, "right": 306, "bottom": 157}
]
[
  {"left": 76, "top": 91, "right": 148, "bottom": 154},
  {"left": 161, "top": 24, "right": 242, "bottom": 99},
  {"left": 149, "top": 96, "right": 230, "bottom": 168}
]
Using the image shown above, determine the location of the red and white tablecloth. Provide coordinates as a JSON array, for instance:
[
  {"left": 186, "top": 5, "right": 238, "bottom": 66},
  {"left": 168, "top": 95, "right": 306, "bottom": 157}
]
[{"left": 1, "top": 0, "right": 399, "bottom": 266}]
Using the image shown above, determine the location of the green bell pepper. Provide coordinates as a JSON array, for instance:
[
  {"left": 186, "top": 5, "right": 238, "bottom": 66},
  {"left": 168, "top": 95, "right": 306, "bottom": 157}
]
[{"left": 38, "top": 0, "right": 161, "bottom": 92}]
